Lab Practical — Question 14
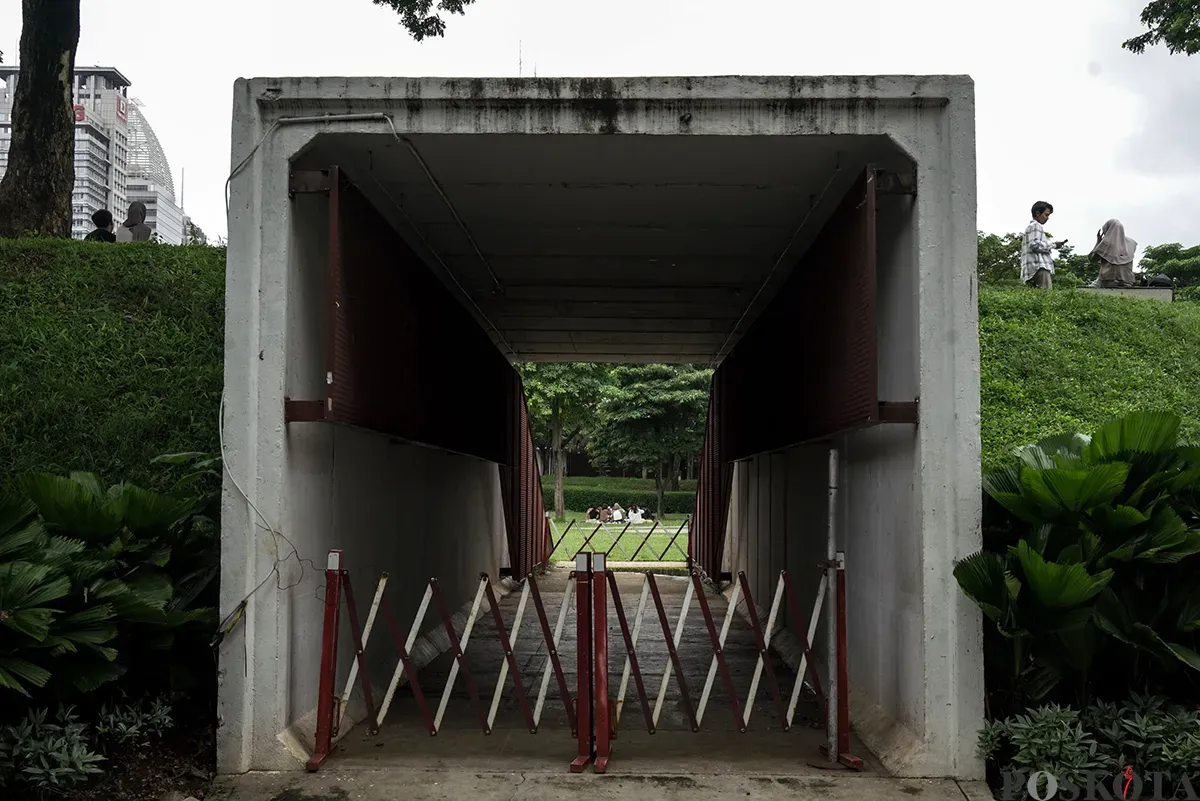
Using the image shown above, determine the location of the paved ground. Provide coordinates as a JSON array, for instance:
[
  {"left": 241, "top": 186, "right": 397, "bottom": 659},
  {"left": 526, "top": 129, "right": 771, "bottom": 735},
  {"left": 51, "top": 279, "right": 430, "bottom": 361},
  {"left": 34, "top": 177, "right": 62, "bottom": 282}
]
[
  {"left": 210, "top": 568, "right": 999, "bottom": 799},
  {"left": 213, "top": 770, "right": 993, "bottom": 801}
]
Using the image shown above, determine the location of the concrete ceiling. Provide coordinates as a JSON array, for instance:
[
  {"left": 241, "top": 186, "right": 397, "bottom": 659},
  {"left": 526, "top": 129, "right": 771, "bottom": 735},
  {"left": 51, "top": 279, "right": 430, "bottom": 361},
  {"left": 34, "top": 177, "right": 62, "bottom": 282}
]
[{"left": 297, "top": 132, "right": 902, "bottom": 365}]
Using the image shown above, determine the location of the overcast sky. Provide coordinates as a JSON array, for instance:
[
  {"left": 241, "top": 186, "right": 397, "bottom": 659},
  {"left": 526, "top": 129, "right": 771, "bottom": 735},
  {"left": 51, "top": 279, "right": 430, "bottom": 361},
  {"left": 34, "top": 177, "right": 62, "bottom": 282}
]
[{"left": 2, "top": 0, "right": 1197, "bottom": 255}]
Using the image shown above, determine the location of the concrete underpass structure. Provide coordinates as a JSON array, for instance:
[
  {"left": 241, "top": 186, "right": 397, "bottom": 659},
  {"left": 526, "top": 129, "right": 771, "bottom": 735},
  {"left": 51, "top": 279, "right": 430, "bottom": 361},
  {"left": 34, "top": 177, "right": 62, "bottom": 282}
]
[{"left": 220, "top": 75, "right": 982, "bottom": 780}]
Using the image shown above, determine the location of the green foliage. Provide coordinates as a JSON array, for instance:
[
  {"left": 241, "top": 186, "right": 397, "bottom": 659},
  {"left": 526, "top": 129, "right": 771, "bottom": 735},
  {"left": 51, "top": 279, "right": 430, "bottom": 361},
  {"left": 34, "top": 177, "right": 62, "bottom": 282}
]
[
  {"left": 958, "top": 411, "right": 1200, "bottom": 714},
  {"left": 372, "top": 0, "right": 478, "bottom": 40},
  {"left": 542, "top": 475, "right": 698, "bottom": 493},
  {"left": 549, "top": 486, "right": 696, "bottom": 516},
  {"left": 520, "top": 363, "right": 613, "bottom": 517},
  {"left": 978, "top": 231, "right": 1022, "bottom": 284},
  {"left": 0, "top": 707, "right": 104, "bottom": 798},
  {"left": 1124, "top": 0, "right": 1200, "bottom": 55},
  {"left": 0, "top": 239, "right": 225, "bottom": 490},
  {"left": 979, "top": 288, "right": 1200, "bottom": 470},
  {"left": 977, "top": 231, "right": 1094, "bottom": 286},
  {"left": 0, "top": 698, "right": 176, "bottom": 798},
  {"left": 1140, "top": 242, "right": 1200, "bottom": 287},
  {"left": 980, "top": 696, "right": 1200, "bottom": 791},
  {"left": 0, "top": 463, "right": 219, "bottom": 699}
]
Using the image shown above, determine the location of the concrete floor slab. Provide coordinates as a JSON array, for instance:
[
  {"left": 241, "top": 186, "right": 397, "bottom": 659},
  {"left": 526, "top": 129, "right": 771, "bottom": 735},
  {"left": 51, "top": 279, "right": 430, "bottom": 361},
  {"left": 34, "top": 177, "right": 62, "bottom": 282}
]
[{"left": 212, "top": 770, "right": 975, "bottom": 801}]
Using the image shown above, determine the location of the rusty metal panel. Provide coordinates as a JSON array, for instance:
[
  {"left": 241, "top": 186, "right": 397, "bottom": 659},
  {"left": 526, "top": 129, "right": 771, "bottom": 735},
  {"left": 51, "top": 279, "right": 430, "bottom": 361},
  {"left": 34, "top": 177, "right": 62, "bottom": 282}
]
[
  {"left": 499, "top": 372, "right": 547, "bottom": 578},
  {"left": 690, "top": 369, "right": 733, "bottom": 576},
  {"left": 326, "top": 178, "right": 511, "bottom": 463},
  {"left": 721, "top": 166, "right": 879, "bottom": 461}
]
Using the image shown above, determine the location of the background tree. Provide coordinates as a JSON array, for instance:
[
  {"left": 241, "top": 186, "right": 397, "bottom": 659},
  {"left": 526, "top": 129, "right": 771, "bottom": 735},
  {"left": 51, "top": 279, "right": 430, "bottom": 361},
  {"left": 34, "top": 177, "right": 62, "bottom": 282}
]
[
  {"left": 0, "top": 1, "right": 81, "bottom": 239},
  {"left": 519, "top": 363, "right": 611, "bottom": 520},
  {"left": 1124, "top": 0, "right": 1200, "bottom": 55},
  {"left": 588, "top": 364, "right": 711, "bottom": 519},
  {"left": 0, "top": 0, "right": 477, "bottom": 240},
  {"left": 372, "top": 0, "right": 479, "bottom": 40},
  {"left": 1139, "top": 242, "right": 1200, "bottom": 286},
  {"left": 977, "top": 231, "right": 1022, "bottom": 284}
]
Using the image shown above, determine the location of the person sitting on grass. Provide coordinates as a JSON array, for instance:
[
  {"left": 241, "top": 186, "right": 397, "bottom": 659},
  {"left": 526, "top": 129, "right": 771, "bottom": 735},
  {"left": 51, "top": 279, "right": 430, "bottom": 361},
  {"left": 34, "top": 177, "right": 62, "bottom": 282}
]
[
  {"left": 629, "top": 506, "right": 644, "bottom": 525},
  {"left": 612, "top": 503, "right": 624, "bottom": 523}
]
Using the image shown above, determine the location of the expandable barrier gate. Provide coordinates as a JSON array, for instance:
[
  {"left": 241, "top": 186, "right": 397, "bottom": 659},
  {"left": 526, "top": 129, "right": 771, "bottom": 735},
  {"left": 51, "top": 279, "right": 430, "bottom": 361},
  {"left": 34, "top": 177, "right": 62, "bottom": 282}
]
[
  {"left": 307, "top": 549, "right": 861, "bottom": 773},
  {"left": 548, "top": 518, "right": 690, "bottom": 563}
]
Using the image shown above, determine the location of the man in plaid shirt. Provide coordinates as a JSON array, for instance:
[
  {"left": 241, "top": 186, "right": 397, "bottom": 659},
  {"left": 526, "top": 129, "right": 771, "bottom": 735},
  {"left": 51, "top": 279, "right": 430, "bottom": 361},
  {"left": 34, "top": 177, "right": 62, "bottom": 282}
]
[{"left": 1021, "top": 200, "right": 1067, "bottom": 289}]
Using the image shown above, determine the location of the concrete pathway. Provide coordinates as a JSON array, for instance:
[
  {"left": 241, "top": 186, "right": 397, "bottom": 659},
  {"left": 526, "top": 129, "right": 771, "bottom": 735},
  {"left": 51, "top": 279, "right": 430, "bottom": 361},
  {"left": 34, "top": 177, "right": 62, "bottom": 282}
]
[{"left": 212, "top": 770, "right": 993, "bottom": 801}]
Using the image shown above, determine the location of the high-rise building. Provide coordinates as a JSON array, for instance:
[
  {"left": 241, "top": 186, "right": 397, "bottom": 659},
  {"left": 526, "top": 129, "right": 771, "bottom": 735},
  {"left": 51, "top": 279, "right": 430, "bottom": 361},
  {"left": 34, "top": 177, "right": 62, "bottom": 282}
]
[
  {"left": 0, "top": 66, "right": 185, "bottom": 243},
  {"left": 126, "top": 102, "right": 185, "bottom": 245},
  {"left": 0, "top": 66, "right": 132, "bottom": 238}
]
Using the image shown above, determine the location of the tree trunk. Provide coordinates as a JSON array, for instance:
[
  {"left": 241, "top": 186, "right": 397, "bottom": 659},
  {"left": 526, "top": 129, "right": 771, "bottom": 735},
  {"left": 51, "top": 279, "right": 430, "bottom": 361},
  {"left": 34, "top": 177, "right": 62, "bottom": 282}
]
[
  {"left": 641, "top": 467, "right": 647, "bottom": 480},
  {"left": 0, "top": 0, "right": 81, "bottom": 239},
  {"left": 551, "top": 402, "right": 566, "bottom": 520},
  {"left": 686, "top": 458, "right": 695, "bottom": 481},
  {"left": 670, "top": 454, "right": 681, "bottom": 492},
  {"left": 655, "top": 462, "right": 666, "bottom": 521}
]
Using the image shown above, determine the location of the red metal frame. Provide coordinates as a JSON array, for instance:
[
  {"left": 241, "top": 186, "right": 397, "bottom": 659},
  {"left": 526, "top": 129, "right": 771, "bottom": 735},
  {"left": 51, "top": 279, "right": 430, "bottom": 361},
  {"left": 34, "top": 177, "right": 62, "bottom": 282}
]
[
  {"left": 736, "top": 572, "right": 789, "bottom": 730},
  {"left": 692, "top": 572, "right": 745, "bottom": 732},
  {"left": 819, "top": 555, "right": 863, "bottom": 770},
  {"left": 592, "top": 555, "right": 611, "bottom": 773},
  {"left": 528, "top": 572, "right": 577, "bottom": 735},
  {"left": 571, "top": 555, "right": 594, "bottom": 773},
  {"left": 430, "top": 578, "right": 491, "bottom": 734},
  {"left": 307, "top": 551, "right": 344, "bottom": 771},
  {"left": 483, "top": 577, "right": 537, "bottom": 733},
  {"left": 646, "top": 573, "right": 699, "bottom": 732},
  {"left": 605, "top": 571, "right": 655, "bottom": 734},
  {"left": 338, "top": 571, "right": 378, "bottom": 737},
  {"left": 781, "top": 569, "right": 827, "bottom": 718},
  {"left": 378, "top": 584, "right": 437, "bottom": 736}
]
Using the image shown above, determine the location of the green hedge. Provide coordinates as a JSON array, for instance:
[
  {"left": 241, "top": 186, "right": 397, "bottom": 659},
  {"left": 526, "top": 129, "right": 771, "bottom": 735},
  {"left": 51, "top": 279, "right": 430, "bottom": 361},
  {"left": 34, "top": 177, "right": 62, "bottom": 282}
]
[
  {"left": 979, "top": 287, "right": 1200, "bottom": 469},
  {"left": 542, "top": 475, "right": 698, "bottom": 492},
  {"left": 0, "top": 239, "right": 225, "bottom": 489},
  {"left": 547, "top": 486, "right": 696, "bottom": 515}
]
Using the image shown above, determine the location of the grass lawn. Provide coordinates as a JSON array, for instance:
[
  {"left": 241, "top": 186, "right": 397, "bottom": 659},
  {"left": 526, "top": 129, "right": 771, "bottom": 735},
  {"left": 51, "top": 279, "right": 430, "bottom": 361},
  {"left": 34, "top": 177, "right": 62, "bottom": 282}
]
[{"left": 547, "top": 511, "right": 690, "bottom": 563}]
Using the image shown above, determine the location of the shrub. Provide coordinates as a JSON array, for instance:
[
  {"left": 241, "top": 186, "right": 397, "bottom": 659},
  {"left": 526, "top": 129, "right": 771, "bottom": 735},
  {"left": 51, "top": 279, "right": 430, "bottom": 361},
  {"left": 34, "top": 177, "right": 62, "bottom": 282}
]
[
  {"left": 980, "top": 695, "right": 1200, "bottom": 797},
  {"left": 0, "top": 706, "right": 105, "bottom": 797},
  {"left": 543, "top": 475, "right": 698, "bottom": 493},
  {"left": 956, "top": 411, "right": 1200, "bottom": 716},
  {"left": 0, "top": 697, "right": 177, "bottom": 798},
  {"left": 0, "top": 239, "right": 225, "bottom": 490},
  {"left": 979, "top": 288, "right": 1200, "bottom": 470},
  {"left": 549, "top": 486, "right": 695, "bottom": 516},
  {"left": 0, "top": 461, "right": 219, "bottom": 699}
]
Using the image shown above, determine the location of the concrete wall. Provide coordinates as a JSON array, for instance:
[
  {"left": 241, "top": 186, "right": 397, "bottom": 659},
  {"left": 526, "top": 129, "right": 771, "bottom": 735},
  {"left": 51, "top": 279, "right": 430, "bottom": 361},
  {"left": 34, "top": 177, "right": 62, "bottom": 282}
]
[
  {"left": 219, "top": 169, "right": 508, "bottom": 773},
  {"left": 223, "top": 74, "right": 982, "bottom": 778},
  {"left": 725, "top": 151, "right": 982, "bottom": 777}
]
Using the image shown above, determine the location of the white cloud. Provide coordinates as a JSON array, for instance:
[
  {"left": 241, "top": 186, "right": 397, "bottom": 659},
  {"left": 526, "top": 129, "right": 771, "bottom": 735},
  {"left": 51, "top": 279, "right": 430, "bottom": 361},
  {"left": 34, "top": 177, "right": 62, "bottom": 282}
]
[{"left": 1, "top": 0, "right": 1196, "bottom": 254}]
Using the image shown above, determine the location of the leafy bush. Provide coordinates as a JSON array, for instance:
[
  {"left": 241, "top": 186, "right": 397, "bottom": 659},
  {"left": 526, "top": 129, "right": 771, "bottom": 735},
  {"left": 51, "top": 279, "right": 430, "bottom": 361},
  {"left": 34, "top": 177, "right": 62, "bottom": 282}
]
[
  {"left": 543, "top": 475, "right": 698, "bottom": 493},
  {"left": 980, "top": 288, "right": 1200, "bottom": 470},
  {"left": 0, "top": 462, "right": 219, "bottom": 699},
  {"left": 550, "top": 486, "right": 695, "bottom": 516},
  {"left": 956, "top": 411, "right": 1200, "bottom": 716},
  {"left": 980, "top": 695, "right": 1200, "bottom": 796},
  {"left": 0, "top": 706, "right": 105, "bottom": 797},
  {"left": 0, "top": 239, "right": 224, "bottom": 490},
  {"left": 0, "top": 697, "right": 177, "bottom": 798}
]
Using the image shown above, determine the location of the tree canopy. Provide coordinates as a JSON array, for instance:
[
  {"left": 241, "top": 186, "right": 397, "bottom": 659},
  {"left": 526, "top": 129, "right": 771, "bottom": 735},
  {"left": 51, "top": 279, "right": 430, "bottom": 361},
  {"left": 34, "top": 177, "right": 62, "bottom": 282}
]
[
  {"left": 372, "top": 0, "right": 479, "bottom": 40},
  {"left": 519, "top": 362, "right": 611, "bottom": 518},
  {"left": 1124, "top": 0, "right": 1200, "bottom": 55},
  {"left": 588, "top": 365, "right": 711, "bottom": 518}
]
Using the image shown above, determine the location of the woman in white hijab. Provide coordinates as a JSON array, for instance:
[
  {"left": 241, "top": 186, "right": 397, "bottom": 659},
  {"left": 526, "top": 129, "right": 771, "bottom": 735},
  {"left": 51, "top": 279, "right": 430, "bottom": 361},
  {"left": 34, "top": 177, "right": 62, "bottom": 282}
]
[{"left": 1089, "top": 219, "right": 1138, "bottom": 288}]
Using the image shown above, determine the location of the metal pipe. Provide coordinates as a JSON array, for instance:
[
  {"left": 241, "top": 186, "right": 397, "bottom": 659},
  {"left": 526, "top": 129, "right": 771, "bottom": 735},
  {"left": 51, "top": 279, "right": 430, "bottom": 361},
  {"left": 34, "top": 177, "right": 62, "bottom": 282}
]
[{"left": 825, "top": 446, "right": 839, "bottom": 762}]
